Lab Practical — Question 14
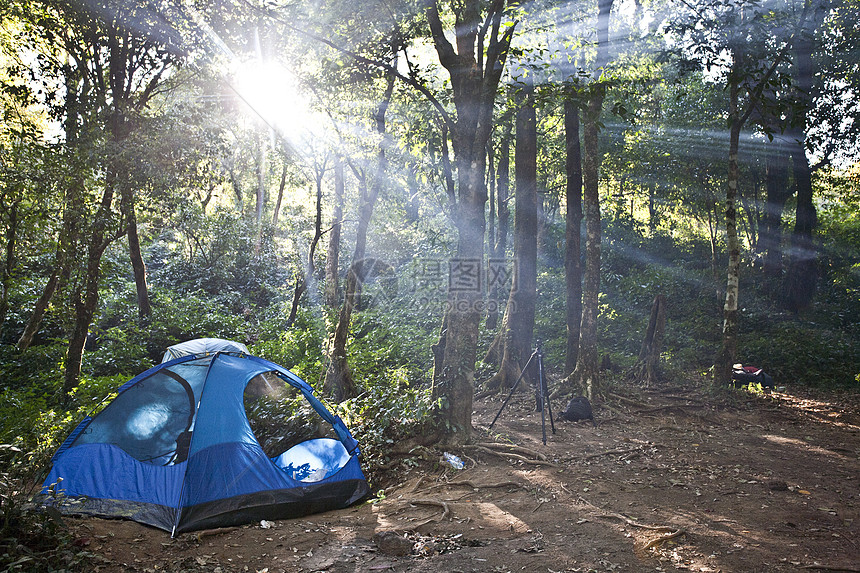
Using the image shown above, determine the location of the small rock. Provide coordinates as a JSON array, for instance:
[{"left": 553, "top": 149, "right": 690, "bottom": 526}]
[
  {"left": 767, "top": 480, "right": 789, "bottom": 491},
  {"left": 372, "top": 531, "right": 413, "bottom": 556}
]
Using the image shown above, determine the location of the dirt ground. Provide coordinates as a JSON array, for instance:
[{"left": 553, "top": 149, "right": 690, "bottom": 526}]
[{"left": 68, "top": 380, "right": 860, "bottom": 573}]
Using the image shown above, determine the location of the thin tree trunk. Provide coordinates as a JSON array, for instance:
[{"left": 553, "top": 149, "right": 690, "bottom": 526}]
[
  {"left": 495, "top": 124, "right": 511, "bottom": 263},
  {"left": 628, "top": 294, "right": 666, "bottom": 386},
  {"left": 487, "top": 79, "right": 537, "bottom": 391},
  {"left": 287, "top": 178, "right": 324, "bottom": 327},
  {"left": 486, "top": 142, "right": 497, "bottom": 330},
  {"left": 272, "top": 163, "right": 288, "bottom": 226},
  {"left": 564, "top": 98, "right": 583, "bottom": 376},
  {"left": 126, "top": 201, "right": 151, "bottom": 318},
  {"left": 17, "top": 273, "right": 58, "bottom": 351},
  {"left": 325, "top": 156, "right": 345, "bottom": 308},
  {"left": 324, "top": 76, "right": 395, "bottom": 401},
  {"left": 0, "top": 201, "right": 18, "bottom": 332},
  {"left": 714, "top": 51, "right": 743, "bottom": 388}
]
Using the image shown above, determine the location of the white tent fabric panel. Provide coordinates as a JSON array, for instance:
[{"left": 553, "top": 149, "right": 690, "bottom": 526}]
[{"left": 161, "top": 338, "right": 249, "bottom": 363}]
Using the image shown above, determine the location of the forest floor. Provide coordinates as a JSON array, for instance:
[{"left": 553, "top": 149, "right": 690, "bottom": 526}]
[{"left": 67, "top": 379, "right": 860, "bottom": 573}]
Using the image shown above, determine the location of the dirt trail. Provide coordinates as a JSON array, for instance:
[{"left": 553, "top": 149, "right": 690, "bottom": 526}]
[{"left": 70, "top": 382, "right": 860, "bottom": 573}]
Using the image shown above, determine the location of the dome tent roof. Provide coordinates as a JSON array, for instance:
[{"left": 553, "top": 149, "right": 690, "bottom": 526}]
[{"left": 161, "top": 337, "right": 249, "bottom": 363}]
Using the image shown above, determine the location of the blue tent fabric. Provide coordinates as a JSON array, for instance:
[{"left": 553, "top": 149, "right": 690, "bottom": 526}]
[{"left": 40, "top": 352, "right": 369, "bottom": 535}]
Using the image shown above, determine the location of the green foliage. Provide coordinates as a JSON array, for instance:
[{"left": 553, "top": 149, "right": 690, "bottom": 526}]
[
  {"left": 0, "top": 375, "right": 119, "bottom": 573},
  {"left": 0, "top": 342, "right": 65, "bottom": 392},
  {"left": 333, "top": 380, "right": 436, "bottom": 474},
  {"left": 344, "top": 305, "right": 435, "bottom": 390},
  {"left": 738, "top": 317, "right": 858, "bottom": 386},
  {"left": 251, "top": 307, "right": 326, "bottom": 383},
  {"left": 0, "top": 471, "right": 93, "bottom": 573}
]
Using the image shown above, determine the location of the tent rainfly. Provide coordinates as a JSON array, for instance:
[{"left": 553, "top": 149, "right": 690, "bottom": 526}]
[
  {"left": 161, "top": 337, "right": 249, "bottom": 363},
  {"left": 39, "top": 348, "right": 369, "bottom": 535}
]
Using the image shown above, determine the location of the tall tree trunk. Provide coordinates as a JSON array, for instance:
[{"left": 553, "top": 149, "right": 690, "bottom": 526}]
[
  {"left": 714, "top": 51, "right": 743, "bottom": 388},
  {"left": 761, "top": 134, "right": 791, "bottom": 289},
  {"left": 64, "top": 31, "right": 135, "bottom": 397},
  {"left": 566, "top": 0, "right": 613, "bottom": 400},
  {"left": 325, "top": 156, "right": 345, "bottom": 308},
  {"left": 426, "top": 0, "right": 515, "bottom": 444},
  {"left": 487, "top": 79, "right": 537, "bottom": 391},
  {"left": 324, "top": 76, "right": 394, "bottom": 401},
  {"left": 782, "top": 8, "right": 822, "bottom": 313},
  {"left": 563, "top": 98, "right": 583, "bottom": 376},
  {"left": 483, "top": 123, "right": 512, "bottom": 363},
  {"left": 495, "top": 125, "right": 511, "bottom": 265},
  {"left": 783, "top": 130, "right": 817, "bottom": 313}
]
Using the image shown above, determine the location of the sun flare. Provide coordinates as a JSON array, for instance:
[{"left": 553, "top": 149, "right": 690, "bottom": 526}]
[{"left": 233, "top": 60, "right": 315, "bottom": 136}]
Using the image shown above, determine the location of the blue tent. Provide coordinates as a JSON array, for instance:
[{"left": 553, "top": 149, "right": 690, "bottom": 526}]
[{"left": 39, "top": 351, "right": 369, "bottom": 535}]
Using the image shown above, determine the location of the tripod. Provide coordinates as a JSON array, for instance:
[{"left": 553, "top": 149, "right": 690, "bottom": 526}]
[{"left": 488, "top": 344, "right": 556, "bottom": 445}]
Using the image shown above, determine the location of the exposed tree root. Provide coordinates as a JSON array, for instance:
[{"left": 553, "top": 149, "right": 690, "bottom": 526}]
[
  {"left": 584, "top": 447, "right": 643, "bottom": 460},
  {"left": 194, "top": 527, "right": 238, "bottom": 542},
  {"left": 640, "top": 528, "right": 686, "bottom": 551},
  {"left": 606, "top": 391, "right": 647, "bottom": 408},
  {"left": 598, "top": 511, "right": 685, "bottom": 552},
  {"left": 475, "top": 442, "right": 549, "bottom": 461},
  {"left": 463, "top": 445, "right": 559, "bottom": 467},
  {"left": 410, "top": 498, "right": 451, "bottom": 521},
  {"left": 599, "top": 511, "right": 680, "bottom": 532},
  {"left": 430, "top": 479, "right": 523, "bottom": 491}
]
